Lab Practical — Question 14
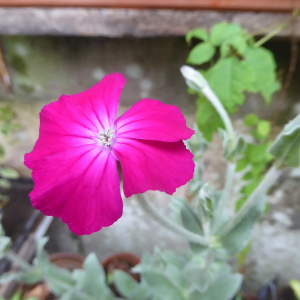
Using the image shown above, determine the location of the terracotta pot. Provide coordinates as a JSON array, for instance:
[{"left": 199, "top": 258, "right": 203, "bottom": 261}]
[
  {"left": 101, "top": 253, "right": 141, "bottom": 297},
  {"left": 101, "top": 252, "right": 140, "bottom": 269},
  {"left": 102, "top": 252, "right": 140, "bottom": 279},
  {"left": 49, "top": 252, "right": 85, "bottom": 271}
]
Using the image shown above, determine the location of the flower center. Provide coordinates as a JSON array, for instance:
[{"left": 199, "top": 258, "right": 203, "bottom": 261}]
[{"left": 99, "top": 128, "right": 114, "bottom": 146}]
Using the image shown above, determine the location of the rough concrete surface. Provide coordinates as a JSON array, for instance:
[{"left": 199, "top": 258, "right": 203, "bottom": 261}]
[{"left": 0, "top": 8, "right": 298, "bottom": 37}]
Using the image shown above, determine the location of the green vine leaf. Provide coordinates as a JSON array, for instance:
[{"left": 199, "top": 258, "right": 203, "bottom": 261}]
[
  {"left": 220, "top": 35, "right": 248, "bottom": 57},
  {"left": 187, "top": 43, "right": 215, "bottom": 65},
  {"left": 257, "top": 120, "right": 271, "bottom": 138},
  {"left": 196, "top": 96, "right": 224, "bottom": 141},
  {"left": 186, "top": 28, "right": 208, "bottom": 43},
  {"left": 210, "top": 23, "right": 242, "bottom": 46},
  {"left": 245, "top": 47, "right": 280, "bottom": 104},
  {"left": 206, "top": 57, "right": 254, "bottom": 112},
  {"left": 269, "top": 114, "right": 300, "bottom": 167},
  {"left": 244, "top": 114, "right": 259, "bottom": 127}
]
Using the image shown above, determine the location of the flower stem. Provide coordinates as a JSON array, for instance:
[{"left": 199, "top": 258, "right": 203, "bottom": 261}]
[
  {"left": 201, "top": 85, "right": 235, "bottom": 143},
  {"left": 6, "top": 251, "right": 32, "bottom": 271},
  {"left": 137, "top": 194, "right": 208, "bottom": 246},
  {"left": 180, "top": 66, "right": 235, "bottom": 145},
  {"left": 254, "top": 21, "right": 290, "bottom": 47},
  {"left": 212, "top": 162, "right": 236, "bottom": 232},
  {"left": 254, "top": 9, "right": 300, "bottom": 47},
  {"left": 219, "top": 165, "right": 282, "bottom": 237}
]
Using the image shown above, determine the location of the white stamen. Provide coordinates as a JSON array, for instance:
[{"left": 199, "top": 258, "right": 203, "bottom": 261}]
[{"left": 99, "top": 128, "right": 114, "bottom": 146}]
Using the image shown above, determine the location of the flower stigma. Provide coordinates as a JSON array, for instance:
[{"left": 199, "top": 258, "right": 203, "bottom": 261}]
[{"left": 99, "top": 128, "right": 114, "bottom": 146}]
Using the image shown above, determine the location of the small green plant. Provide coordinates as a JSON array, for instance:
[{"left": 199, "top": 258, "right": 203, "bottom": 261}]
[
  {"left": 186, "top": 22, "right": 280, "bottom": 141},
  {"left": 185, "top": 22, "right": 282, "bottom": 215},
  {"left": 0, "top": 103, "right": 20, "bottom": 207},
  {"left": 0, "top": 233, "right": 121, "bottom": 300}
]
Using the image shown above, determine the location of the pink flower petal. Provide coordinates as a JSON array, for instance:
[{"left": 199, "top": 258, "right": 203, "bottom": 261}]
[
  {"left": 115, "top": 99, "right": 194, "bottom": 142},
  {"left": 25, "top": 73, "right": 126, "bottom": 170},
  {"left": 29, "top": 145, "right": 123, "bottom": 235},
  {"left": 25, "top": 96, "right": 95, "bottom": 170},
  {"left": 70, "top": 73, "right": 126, "bottom": 129},
  {"left": 112, "top": 137, "right": 195, "bottom": 197}
]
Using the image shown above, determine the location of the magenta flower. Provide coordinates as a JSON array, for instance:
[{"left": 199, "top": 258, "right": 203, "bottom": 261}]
[{"left": 24, "top": 73, "right": 195, "bottom": 235}]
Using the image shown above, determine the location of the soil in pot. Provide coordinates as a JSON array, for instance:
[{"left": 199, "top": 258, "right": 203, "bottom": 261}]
[{"left": 101, "top": 252, "right": 141, "bottom": 297}]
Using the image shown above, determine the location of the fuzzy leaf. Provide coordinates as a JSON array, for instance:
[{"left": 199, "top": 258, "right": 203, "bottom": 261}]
[
  {"left": 82, "top": 253, "right": 113, "bottom": 299},
  {"left": 184, "top": 256, "right": 209, "bottom": 293},
  {"left": 189, "top": 160, "right": 204, "bottom": 196},
  {"left": 189, "top": 273, "right": 243, "bottom": 300},
  {"left": 19, "top": 268, "right": 43, "bottom": 284},
  {"left": 269, "top": 114, "right": 300, "bottom": 167},
  {"left": 143, "top": 270, "right": 185, "bottom": 300},
  {"left": 172, "top": 197, "right": 204, "bottom": 236},
  {"left": 219, "top": 196, "right": 265, "bottom": 257},
  {"left": 45, "top": 265, "right": 75, "bottom": 295},
  {"left": 171, "top": 198, "right": 206, "bottom": 253},
  {"left": 219, "top": 129, "right": 246, "bottom": 161},
  {"left": 114, "top": 270, "right": 138, "bottom": 297},
  {"left": 0, "top": 272, "right": 22, "bottom": 284},
  {"left": 187, "top": 43, "right": 215, "bottom": 65},
  {"left": 185, "top": 125, "right": 209, "bottom": 160}
]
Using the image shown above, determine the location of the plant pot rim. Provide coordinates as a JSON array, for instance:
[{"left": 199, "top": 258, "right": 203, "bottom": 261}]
[
  {"left": 49, "top": 252, "right": 85, "bottom": 262},
  {"left": 101, "top": 252, "right": 140, "bottom": 269},
  {"left": 49, "top": 252, "right": 85, "bottom": 270}
]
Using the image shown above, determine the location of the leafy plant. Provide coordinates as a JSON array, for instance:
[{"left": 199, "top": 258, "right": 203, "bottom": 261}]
[
  {"left": 0, "top": 103, "right": 20, "bottom": 207},
  {"left": 186, "top": 22, "right": 281, "bottom": 214},
  {"left": 0, "top": 235, "right": 121, "bottom": 300}
]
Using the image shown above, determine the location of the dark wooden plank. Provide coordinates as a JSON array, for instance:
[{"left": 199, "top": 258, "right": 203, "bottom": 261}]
[
  {"left": 0, "top": 8, "right": 297, "bottom": 37},
  {"left": 0, "top": 0, "right": 299, "bottom": 12}
]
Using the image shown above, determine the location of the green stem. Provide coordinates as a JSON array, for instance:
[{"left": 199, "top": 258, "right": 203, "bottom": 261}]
[
  {"left": 219, "top": 166, "right": 282, "bottom": 237},
  {"left": 212, "top": 162, "right": 236, "bottom": 233},
  {"left": 6, "top": 251, "right": 32, "bottom": 271},
  {"left": 254, "top": 21, "right": 290, "bottom": 47},
  {"left": 254, "top": 9, "right": 299, "bottom": 47},
  {"left": 202, "top": 85, "right": 235, "bottom": 143},
  {"left": 181, "top": 66, "right": 235, "bottom": 144},
  {"left": 137, "top": 194, "right": 208, "bottom": 246}
]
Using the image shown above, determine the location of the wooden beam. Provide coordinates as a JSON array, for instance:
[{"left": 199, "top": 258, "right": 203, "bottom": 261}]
[
  {"left": 0, "top": 0, "right": 299, "bottom": 12},
  {"left": 0, "top": 8, "right": 298, "bottom": 37}
]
